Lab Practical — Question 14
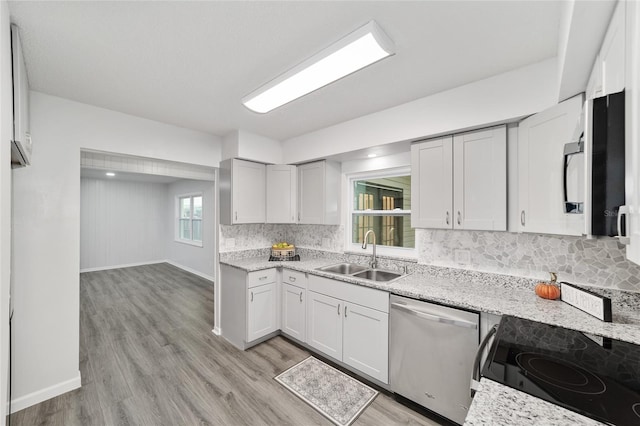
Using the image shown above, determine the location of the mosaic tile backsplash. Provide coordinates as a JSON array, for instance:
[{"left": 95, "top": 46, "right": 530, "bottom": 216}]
[
  {"left": 417, "top": 229, "right": 640, "bottom": 293},
  {"left": 219, "top": 224, "right": 343, "bottom": 252},
  {"left": 219, "top": 224, "right": 640, "bottom": 293}
]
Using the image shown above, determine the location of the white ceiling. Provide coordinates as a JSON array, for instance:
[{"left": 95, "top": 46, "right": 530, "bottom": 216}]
[{"left": 9, "top": 1, "right": 562, "bottom": 141}]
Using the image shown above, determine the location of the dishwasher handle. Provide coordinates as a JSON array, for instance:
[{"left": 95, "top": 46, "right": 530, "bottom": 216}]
[
  {"left": 390, "top": 302, "right": 478, "bottom": 329},
  {"left": 470, "top": 324, "right": 499, "bottom": 398}
]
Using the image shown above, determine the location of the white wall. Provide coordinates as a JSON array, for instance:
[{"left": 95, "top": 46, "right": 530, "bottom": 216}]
[
  {"left": 0, "top": 1, "right": 12, "bottom": 423},
  {"left": 80, "top": 178, "right": 168, "bottom": 271},
  {"left": 166, "top": 179, "right": 215, "bottom": 280},
  {"left": 11, "top": 92, "right": 221, "bottom": 412},
  {"left": 282, "top": 58, "right": 558, "bottom": 164}
]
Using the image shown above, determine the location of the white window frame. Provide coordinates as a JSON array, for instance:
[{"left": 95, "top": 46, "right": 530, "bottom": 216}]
[
  {"left": 176, "top": 192, "right": 203, "bottom": 247},
  {"left": 346, "top": 166, "right": 415, "bottom": 259}
]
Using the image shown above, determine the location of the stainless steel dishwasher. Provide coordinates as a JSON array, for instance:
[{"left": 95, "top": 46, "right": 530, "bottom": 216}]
[{"left": 390, "top": 295, "right": 479, "bottom": 425}]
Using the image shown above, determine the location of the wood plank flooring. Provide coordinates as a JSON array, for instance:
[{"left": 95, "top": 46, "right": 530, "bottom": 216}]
[{"left": 11, "top": 263, "right": 442, "bottom": 426}]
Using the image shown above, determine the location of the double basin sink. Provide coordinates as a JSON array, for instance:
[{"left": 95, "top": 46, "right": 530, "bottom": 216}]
[{"left": 316, "top": 262, "right": 405, "bottom": 283}]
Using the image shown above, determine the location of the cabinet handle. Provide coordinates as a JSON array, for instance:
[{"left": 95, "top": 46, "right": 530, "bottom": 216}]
[
  {"left": 289, "top": 276, "right": 296, "bottom": 282},
  {"left": 457, "top": 211, "right": 462, "bottom": 226},
  {"left": 337, "top": 303, "right": 341, "bottom": 316},
  {"left": 520, "top": 210, "right": 526, "bottom": 226},
  {"left": 298, "top": 212, "right": 301, "bottom": 221},
  {"left": 446, "top": 211, "right": 450, "bottom": 225},
  {"left": 259, "top": 276, "right": 267, "bottom": 281},
  {"left": 299, "top": 292, "right": 303, "bottom": 303},
  {"left": 250, "top": 291, "right": 253, "bottom": 302},
  {"left": 617, "top": 205, "right": 631, "bottom": 245},
  {"left": 235, "top": 211, "right": 238, "bottom": 221},
  {"left": 345, "top": 306, "right": 348, "bottom": 317}
]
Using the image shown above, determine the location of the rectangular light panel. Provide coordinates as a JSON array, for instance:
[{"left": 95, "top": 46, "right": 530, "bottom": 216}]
[{"left": 242, "top": 21, "right": 395, "bottom": 113}]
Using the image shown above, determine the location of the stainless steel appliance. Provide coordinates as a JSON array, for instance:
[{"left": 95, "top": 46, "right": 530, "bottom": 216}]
[
  {"left": 584, "top": 90, "right": 626, "bottom": 238},
  {"left": 390, "top": 295, "right": 479, "bottom": 425},
  {"left": 482, "top": 315, "right": 640, "bottom": 426}
]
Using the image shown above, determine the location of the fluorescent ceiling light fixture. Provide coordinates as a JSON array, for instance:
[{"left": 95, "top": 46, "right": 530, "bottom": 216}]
[
  {"left": 367, "top": 153, "right": 377, "bottom": 158},
  {"left": 105, "top": 172, "right": 115, "bottom": 177},
  {"left": 242, "top": 20, "right": 395, "bottom": 113}
]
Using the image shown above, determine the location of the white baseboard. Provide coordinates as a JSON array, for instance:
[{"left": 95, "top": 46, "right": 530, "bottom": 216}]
[
  {"left": 165, "top": 260, "right": 215, "bottom": 282},
  {"left": 11, "top": 371, "right": 81, "bottom": 413},
  {"left": 80, "top": 260, "right": 165, "bottom": 273},
  {"left": 212, "top": 327, "right": 221, "bottom": 335}
]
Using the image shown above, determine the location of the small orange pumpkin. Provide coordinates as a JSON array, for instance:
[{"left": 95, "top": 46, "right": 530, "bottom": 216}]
[{"left": 535, "top": 272, "right": 561, "bottom": 300}]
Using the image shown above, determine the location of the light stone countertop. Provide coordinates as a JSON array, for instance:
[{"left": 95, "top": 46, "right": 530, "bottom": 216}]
[
  {"left": 465, "top": 379, "right": 606, "bottom": 426},
  {"left": 220, "top": 255, "right": 640, "bottom": 345},
  {"left": 219, "top": 254, "right": 640, "bottom": 426}
]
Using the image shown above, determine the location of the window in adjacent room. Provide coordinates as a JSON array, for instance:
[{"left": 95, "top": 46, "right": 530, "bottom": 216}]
[
  {"left": 177, "top": 194, "right": 203, "bottom": 246},
  {"left": 348, "top": 168, "right": 414, "bottom": 257}
]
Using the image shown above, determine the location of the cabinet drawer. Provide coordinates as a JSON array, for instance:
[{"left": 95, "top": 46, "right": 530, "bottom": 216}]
[
  {"left": 282, "top": 269, "right": 306, "bottom": 289},
  {"left": 308, "top": 274, "right": 389, "bottom": 313},
  {"left": 247, "top": 269, "right": 276, "bottom": 288}
]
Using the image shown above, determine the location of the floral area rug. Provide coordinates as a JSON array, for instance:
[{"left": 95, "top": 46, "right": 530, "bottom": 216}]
[{"left": 274, "top": 356, "right": 378, "bottom": 426}]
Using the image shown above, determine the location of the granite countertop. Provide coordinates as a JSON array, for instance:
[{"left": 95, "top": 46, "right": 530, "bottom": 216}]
[
  {"left": 220, "top": 255, "right": 640, "bottom": 345},
  {"left": 465, "top": 379, "right": 606, "bottom": 426},
  {"left": 219, "top": 253, "right": 640, "bottom": 426}
]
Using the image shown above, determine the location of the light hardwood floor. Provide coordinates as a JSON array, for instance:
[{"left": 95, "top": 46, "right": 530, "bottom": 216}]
[{"left": 11, "top": 263, "right": 443, "bottom": 425}]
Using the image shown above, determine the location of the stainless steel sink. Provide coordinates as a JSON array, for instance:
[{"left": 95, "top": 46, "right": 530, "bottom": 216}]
[
  {"left": 352, "top": 269, "right": 403, "bottom": 282},
  {"left": 317, "top": 263, "right": 369, "bottom": 275}
]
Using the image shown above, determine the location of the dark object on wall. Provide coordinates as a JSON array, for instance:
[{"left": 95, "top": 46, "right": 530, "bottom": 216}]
[{"left": 586, "top": 90, "right": 625, "bottom": 237}]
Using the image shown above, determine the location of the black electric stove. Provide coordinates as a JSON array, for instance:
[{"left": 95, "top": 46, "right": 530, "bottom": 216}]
[{"left": 482, "top": 315, "right": 640, "bottom": 425}]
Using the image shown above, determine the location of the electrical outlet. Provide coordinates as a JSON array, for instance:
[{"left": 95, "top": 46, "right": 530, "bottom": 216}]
[
  {"left": 226, "top": 238, "right": 236, "bottom": 249},
  {"left": 454, "top": 249, "right": 471, "bottom": 264},
  {"left": 322, "top": 238, "right": 331, "bottom": 249}
]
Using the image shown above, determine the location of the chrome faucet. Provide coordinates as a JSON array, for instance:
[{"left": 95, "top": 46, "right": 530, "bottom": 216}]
[{"left": 362, "top": 230, "right": 377, "bottom": 269}]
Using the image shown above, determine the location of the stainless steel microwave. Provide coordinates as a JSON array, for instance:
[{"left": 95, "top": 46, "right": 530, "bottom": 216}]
[{"left": 563, "top": 90, "right": 626, "bottom": 239}]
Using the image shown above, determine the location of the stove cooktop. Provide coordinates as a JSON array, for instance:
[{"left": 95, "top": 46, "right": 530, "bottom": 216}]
[{"left": 482, "top": 315, "right": 640, "bottom": 425}]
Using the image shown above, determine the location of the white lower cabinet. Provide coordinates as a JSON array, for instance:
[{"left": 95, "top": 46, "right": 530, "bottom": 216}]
[
  {"left": 306, "top": 275, "right": 389, "bottom": 384},
  {"left": 220, "top": 265, "right": 278, "bottom": 350},
  {"left": 281, "top": 269, "right": 308, "bottom": 342},
  {"left": 247, "top": 282, "right": 277, "bottom": 342},
  {"left": 307, "top": 291, "right": 343, "bottom": 359},
  {"left": 342, "top": 302, "right": 389, "bottom": 383}
]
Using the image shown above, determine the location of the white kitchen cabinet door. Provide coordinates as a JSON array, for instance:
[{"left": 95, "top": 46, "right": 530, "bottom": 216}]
[
  {"left": 453, "top": 126, "right": 507, "bottom": 231},
  {"left": 625, "top": 0, "right": 640, "bottom": 265},
  {"left": 266, "top": 165, "right": 297, "bottom": 224},
  {"left": 233, "top": 159, "right": 266, "bottom": 224},
  {"left": 342, "top": 302, "right": 389, "bottom": 383},
  {"left": 601, "top": 1, "right": 625, "bottom": 96},
  {"left": 220, "top": 158, "right": 266, "bottom": 225},
  {"left": 586, "top": 53, "right": 603, "bottom": 100},
  {"left": 282, "top": 283, "right": 306, "bottom": 342},
  {"left": 247, "top": 282, "right": 277, "bottom": 343},
  {"left": 298, "top": 160, "right": 341, "bottom": 225},
  {"left": 411, "top": 136, "right": 453, "bottom": 229},
  {"left": 518, "top": 94, "right": 584, "bottom": 236},
  {"left": 306, "top": 291, "right": 343, "bottom": 360}
]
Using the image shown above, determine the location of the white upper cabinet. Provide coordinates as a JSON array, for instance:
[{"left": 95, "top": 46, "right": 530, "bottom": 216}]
[
  {"left": 411, "top": 136, "right": 453, "bottom": 229},
  {"left": 518, "top": 94, "right": 584, "bottom": 236},
  {"left": 586, "top": 1, "right": 625, "bottom": 99},
  {"left": 624, "top": 0, "right": 640, "bottom": 265},
  {"left": 411, "top": 126, "right": 506, "bottom": 231},
  {"left": 220, "top": 158, "right": 266, "bottom": 224},
  {"left": 298, "top": 160, "right": 341, "bottom": 225},
  {"left": 266, "top": 165, "right": 297, "bottom": 223},
  {"left": 453, "top": 126, "right": 507, "bottom": 231},
  {"left": 601, "top": 1, "right": 625, "bottom": 96}
]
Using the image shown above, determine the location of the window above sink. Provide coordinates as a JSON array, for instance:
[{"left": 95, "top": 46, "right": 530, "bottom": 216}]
[{"left": 346, "top": 166, "right": 416, "bottom": 259}]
